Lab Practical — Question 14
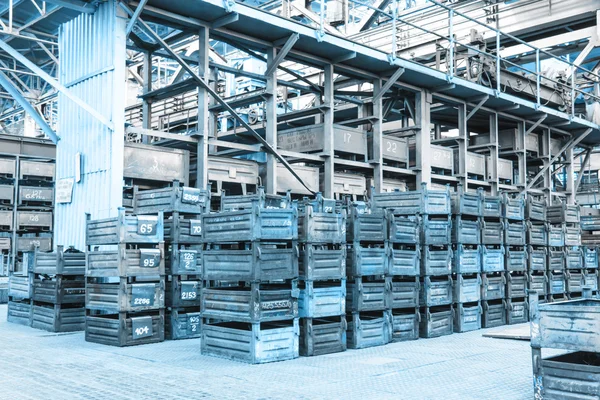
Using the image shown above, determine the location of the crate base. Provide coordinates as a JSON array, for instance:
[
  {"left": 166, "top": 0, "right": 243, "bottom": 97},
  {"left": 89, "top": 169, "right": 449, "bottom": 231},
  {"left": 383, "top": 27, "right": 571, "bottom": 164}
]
[
  {"left": 390, "top": 309, "right": 419, "bottom": 342},
  {"left": 85, "top": 310, "right": 165, "bottom": 347},
  {"left": 7, "top": 299, "right": 32, "bottom": 326},
  {"left": 300, "top": 316, "right": 346, "bottom": 356},
  {"left": 346, "top": 311, "right": 391, "bottom": 349},
  {"left": 32, "top": 302, "right": 85, "bottom": 332},
  {"left": 536, "top": 351, "right": 600, "bottom": 399},
  {"left": 166, "top": 308, "right": 201, "bottom": 340}
]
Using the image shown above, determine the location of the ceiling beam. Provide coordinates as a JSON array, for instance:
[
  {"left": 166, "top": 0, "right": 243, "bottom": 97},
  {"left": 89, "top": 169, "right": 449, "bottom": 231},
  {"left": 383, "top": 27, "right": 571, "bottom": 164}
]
[{"left": 43, "top": 0, "right": 95, "bottom": 14}]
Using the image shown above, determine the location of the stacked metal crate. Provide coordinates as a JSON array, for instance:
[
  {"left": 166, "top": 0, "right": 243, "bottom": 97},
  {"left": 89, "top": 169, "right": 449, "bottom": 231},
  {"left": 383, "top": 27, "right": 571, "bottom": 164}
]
[
  {"left": 373, "top": 184, "right": 453, "bottom": 339},
  {"left": 451, "top": 188, "right": 483, "bottom": 333},
  {"left": 345, "top": 200, "right": 391, "bottom": 348},
  {"left": 297, "top": 194, "right": 347, "bottom": 356},
  {"left": 581, "top": 210, "right": 600, "bottom": 293},
  {"left": 133, "top": 181, "right": 208, "bottom": 340},
  {"left": 85, "top": 209, "right": 166, "bottom": 347},
  {"left": 502, "top": 194, "right": 528, "bottom": 325},
  {"left": 201, "top": 190, "right": 299, "bottom": 364},
  {"left": 547, "top": 204, "right": 587, "bottom": 300},
  {"left": 481, "top": 194, "right": 507, "bottom": 328},
  {"left": 526, "top": 197, "right": 548, "bottom": 304},
  {"left": 29, "top": 246, "right": 86, "bottom": 332}
]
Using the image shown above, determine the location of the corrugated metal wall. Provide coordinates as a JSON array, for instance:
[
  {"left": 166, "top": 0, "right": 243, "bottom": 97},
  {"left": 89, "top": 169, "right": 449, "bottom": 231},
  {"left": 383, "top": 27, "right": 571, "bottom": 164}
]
[{"left": 55, "top": 0, "right": 126, "bottom": 250}]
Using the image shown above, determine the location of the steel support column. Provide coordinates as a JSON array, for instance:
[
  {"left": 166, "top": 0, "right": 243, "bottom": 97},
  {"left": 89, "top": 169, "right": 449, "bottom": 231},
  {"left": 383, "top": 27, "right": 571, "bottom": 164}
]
[
  {"left": 415, "top": 90, "right": 431, "bottom": 187},
  {"left": 541, "top": 129, "right": 552, "bottom": 200},
  {"left": 489, "top": 113, "right": 499, "bottom": 195},
  {"left": 265, "top": 47, "right": 277, "bottom": 194},
  {"left": 457, "top": 103, "right": 467, "bottom": 187},
  {"left": 197, "top": 27, "right": 209, "bottom": 190},
  {"left": 516, "top": 121, "right": 526, "bottom": 187},
  {"left": 372, "top": 78, "right": 383, "bottom": 192},
  {"left": 566, "top": 147, "right": 575, "bottom": 204},
  {"left": 141, "top": 51, "right": 152, "bottom": 135},
  {"left": 323, "top": 64, "right": 334, "bottom": 197}
]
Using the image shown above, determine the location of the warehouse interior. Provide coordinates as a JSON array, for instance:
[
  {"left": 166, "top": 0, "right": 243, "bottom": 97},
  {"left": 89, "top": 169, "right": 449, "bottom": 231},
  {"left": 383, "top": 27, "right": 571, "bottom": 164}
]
[{"left": 1, "top": 0, "right": 600, "bottom": 398}]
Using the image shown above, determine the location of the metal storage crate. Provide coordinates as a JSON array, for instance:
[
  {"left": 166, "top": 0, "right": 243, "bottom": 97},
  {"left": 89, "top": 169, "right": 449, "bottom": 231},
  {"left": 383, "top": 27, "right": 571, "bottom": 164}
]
[
  {"left": 419, "top": 306, "right": 453, "bottom": 338},
  {"left": 18, "top": 186, "right": 54, "bottom": 207},
  {"left": 424, "top": 145, "right": 454, "bottom": 173},
  {"left": 30, "top": 247, "right": 86, "bottom": 276},
  {"left": 451, "top": 217, "right": 480, "bottom": 245},
  {"left": 134, "top": 182, "right": 209, "bottom": 215},
  {"left": 86, "top": 279, "right": 166, "bottom": 313},
  {"left": 526, "top": 198, "right": 546, "bottom": 221},
  {"left": 481, "top": 246, "right": 505, "bottom": 273},
  {"left": 547, "top": 204, "right": 580, "bottom": 224},
  {"left": 346, "top": 208, "right": 385, "bottom": 243},
  {"left": 548, "top": 249, "right": 565, "bottom": 271},
  {"left": 298, "top": 244, "right": 346, "bottom": 281},
  {"left": 19, "top": 160, "right": 55, "bottom": 180},
  {"left": 346, "top": 278, "right": 387, "bottom": 312},
  {"left": 565, "top": 247, "right": 583, "bottom": 270},
  {"left": 566, "top": 271, "right": 584, "bottom": 294},
  {"left": 548, "top": 272, "right": 566, "bottom": 295},
  {"left": 453, "top": 303, "right": 481, "bottom": 333},
  {"left": 278, "top": 124, "right": 367, "bottom": 158},
  {"left": 207, "top": 155, "right": 258, "bottom": 195},
  {"left": 299, "top": 207, "right": 346, "bottom": 244},
  {"left": 481, "top": 273, "right": 506, "bottom": 300},
  {"left": 581, "top": 214, "right": 600, "bottom": 231},
  {"left": 371, "top": 183, "right": 451, "bottom": 215},
  {"left": 8, "top": 274, "right": 32, "bottom": 299},
  {"left": 202, "top": 283, "right": 298, "bottom": 322},
  {"left": 221, "top": 188, "right": 290, "bottom": 212},
  {"left": 264, "top": 164, "right": 319, "bottom": 196},
  {"left": 390, "top": 310, "right": 419, "bottom": 342},
  {"left": 31, "top": 303, "right": 85, "bottom": 332},
  {"left": 420, "top": 276, "right": 452, "bottom": 307},
  {"left": 375, "top": 135, "right": 409, "bottom": 165},
  {"left": 86, "top": 210, "right": 164, "bottom": 245},
  {"left": 505, "top": 248, "right": 527, "bottom": 272},
  {"left": 527, "top": 223, "right": 547, "bottom": 246},
  {"left": 386, "top": 278, "right": 419, "bottom": 309},
  {"left": 163, "top": 217, "right": 203, "bottom": 244},
  {"left": 453, "top": 245, "right": 481, "bottom": 274},
  {"left": 421, "top": 216, "right": 451, "bottom": 245},
  {"left": 583, "top": 247, "right": 598, "bottom": 269},
  {"left": 323, "top": 172, "right": 367, "bottom": 200},
  {"left": 298, "top": 280, "right": 345, "bottom": 318},
  {"left": 0, "top": 184, "right": 14, "bottom": 205},
  {"left": 85, "top": 310, "right": 165, "bottom": 347},
  {"left": 453, "top": 275, "right": 481, "bottom": 303},
  {"left": 387, "top": 213, "right": 419, "bottom": 244},
  {"left": 16, "top": 236, "right": 51, "bottom": 252},
  {"left": 506, "top": 298, "right": 528, "bottom": 324},
  {"left": 166, "top": 309, "right": 201, "bottom": 340},
  {"left": 165, "top": 276, "right": 200, "bottom": 308},
  {"left": 300, "top": 316, "right": 347, "bottom": 356},
  {"left": 32, "top": 276, "right": 85, "bottom": 305},
  {"left": 388, "top": 245, "right": 420, "bottom": 276},
  {"left": 535, "top": 352, "right": 600, "bottom": 400},
  {"left": 564, "top": 227, "right": 581, "bottom": 246},
  {"left": 547, "top": 225, "right": 564, "bottom": 247},
  {"left": 483, "top": 195, "right": 502, "bottom": 218},
  {"left": 203, "top": 242, "right": 297, "bottom": 282},
  {"left": 528, "top": 246, "right": 547, "bottom": 271},
  {"left": 346, "top": 311, "right": 391, "bottom": 349},
  {"left": 482, "top": 300, "right": 506, "bottom": 328},
  {"left": 506, "top": 273, "right": 527, "bottom": 298},
  {"left": 504, "top": 221, "right": 526, "bottom": 246},
  {"left": 0, "top": 210, "right": 13, "bottom": 230},
  {"left": 168, "top": 247, "right": 202, "bottom": 275},
  {"left": 86, "top": 245, "right": 165, "bottom": 278},
  {"left": 16, "top": 211, "right": 52, "bottom": 231},
  {"left": 202, "top": 207, "right": 297, "bottom": 243},
  {"left": 481, "top": 220, "right": 504, "bottom": 245},
  {"left": 346, "top": 244, "right": 387, "bottom": 277},
  {"left": 421, "top": 246, "right": 452, "bottom": 276},
  {"left": 502, "top": 194, "right": 525, "bottom": 220},
  {"left": 7, "top": 299, "right": 32, "bottom": 326},
  {"left": 450, "top": 190, "right": 483, "bottom": 216},
  {"left": 528, "top": 273, "right": 548, "bottom": 296},
  {"left": 0, "top": 158, "right": 15, "bottom": 178},
  {"left": 584, "top": 270, "right": 599, "bottom": 291}
]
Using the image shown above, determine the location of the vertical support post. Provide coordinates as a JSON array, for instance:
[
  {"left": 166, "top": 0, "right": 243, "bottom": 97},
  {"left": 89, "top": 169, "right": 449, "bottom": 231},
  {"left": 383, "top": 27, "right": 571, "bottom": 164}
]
[
  {"left": 142, "top": 51, "right": 152, "bottom": 138},
  {"left": 265, "top": 47, "right": 278, "bottom": 195},
  {"left": 535, "top": 49, "right": 541, "bottom": 107},
  {"left": 323, "top": 64, "right": 335, "bottom": 198},
  {"left": 196, "top": 27, "right": 210, "bottom": 190},
  {"left": 566, "top": 146, "right": 575, "bottom": 204},
  {"left": 571, "top": 64, "right": 576, "bottom": 117},
  {"left": 372, "top": 78, "right": 383, "bottom": 193},
  {"left": 448, "top": 9, "right": 454, "bottom": 77},
  {"left": 496, "top": 31, "right": 501, "bottom": 93},
  {"left": 517, "top": 121, "right": 526, "bottom": 187},
  {"left": 542, "top": 128, "right": 552, "bottom": 202},
  {"left": 415, "top": 90, "right": 431, "bottom": 188},
  {"left": 489, "top": 113, "right": 499, "bottom": 195},
  {"left": 457, "top": 103, "right": 467, "bottom": 187}
]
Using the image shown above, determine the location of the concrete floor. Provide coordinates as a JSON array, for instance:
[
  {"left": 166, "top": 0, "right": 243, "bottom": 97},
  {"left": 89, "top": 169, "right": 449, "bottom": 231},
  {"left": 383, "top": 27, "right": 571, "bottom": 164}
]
[{"left": 0, "top": 305, "right": 540, "bottom": 400}]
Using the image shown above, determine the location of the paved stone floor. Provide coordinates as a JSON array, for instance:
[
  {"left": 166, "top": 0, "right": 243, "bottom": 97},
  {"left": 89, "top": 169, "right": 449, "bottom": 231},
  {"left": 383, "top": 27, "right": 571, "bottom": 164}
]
[{"left": 0, "top": 305, "right": 544, "bottom": 400}]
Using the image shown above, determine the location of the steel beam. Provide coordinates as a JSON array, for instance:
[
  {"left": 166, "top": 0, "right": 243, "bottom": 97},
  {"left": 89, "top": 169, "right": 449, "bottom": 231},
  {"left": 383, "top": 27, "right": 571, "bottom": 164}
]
[
  {"left": 322, "top": 63, "right": 335, "bottom": 197},
  {"left": 0, "top": 38, "right": 113, "bottom": 130},
  {"left": 359, "top": 0, "right": 392, "bottom": 32},
  {"left": 466, "top": 95, "right": 488, "bottom": 121},
  {"left": 43, "top": 0, "right": 95, "bottom": 13},
  {"left": 525, "top": 114, "right": 547, "bottom": 135},
  {"left": 264, "top": 33, "right": 299, "bottom": 77},
  {"left": 210, "top": 12, "right": 239, "bottom": 28},
  {"left": 119, "top": 2, "right": 315, "bottom": 194},
  {"left": 574, "top": 148, "right": 592, "bottom": 193},
  {"left": 126, "top": 0, "right": 148, "bottom": 38},
  {"left": 373, "top": 67, "right": 404, "bottom": 102},
  {"left": 415, "top": 90, "right": 432, "bottom": 187},
  {"left": 0, "top": 71, "right": 58, "bottom": 143},
  {"left": 197, "top": 27, "right": 209, "bottom": 189},
  {"left": 265, "top": 47, "right": 277, "bottom": 194},
  {"left": 372, "top": 78, "right": 383, "bottom": 192}
]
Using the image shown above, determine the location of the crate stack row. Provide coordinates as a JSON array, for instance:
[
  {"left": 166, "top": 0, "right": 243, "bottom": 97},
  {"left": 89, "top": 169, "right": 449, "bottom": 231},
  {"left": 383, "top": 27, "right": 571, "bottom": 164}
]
[
  {"left": 133, "top": 181, "right": 208, "bottom": 340},
  {"left": 200, "top": 189, "right": 300, "bottom": 364},
  {"left": 297, "top": 194, "right": 347, "bottom": 356},
  {"left": 581, "top": 210, "right": 600, "bottom": 295},
  {"left": 373, "top": 183, "right": 453, "bottom": 339},
  {"left": 524, "top": 197, "right": 548, "bottom": 307},
  {"left": 345, "top": 200, "right": 391, "bottom": 349},
  {"left": 85, "top": 210, "right": 166, "bottom": 347}
]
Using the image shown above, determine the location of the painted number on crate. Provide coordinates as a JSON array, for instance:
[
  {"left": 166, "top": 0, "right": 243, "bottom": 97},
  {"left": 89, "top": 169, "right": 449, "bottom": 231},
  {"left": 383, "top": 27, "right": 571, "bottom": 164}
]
[
  {"left": 131, "top": 284, "right": 155, "bottom": 308},
  {"left": 28, "top": 214, "right": 39, "bottom": 222},
  {"left": 190, "top": 220, "right": 201, "bottom": 236},
  {"left": 24, "top": 189, "right": 46, "bottom": 200},
  {"left": 138, "top": 222, "right": 155, "bottom": 235},
  {"left": 140, "top": 250, "right": 160, "bottom": 269},
  {"left": 261, "top": 300, "right": 291, "bottom": 310},
  {"left": 187, "top": 315, "right": 200, "bottom": 334},
  {"left": 180, "top": 281, "right": 198, "bottom": 301},
  {"left": 132, "top": 316, "right": 153, "bottom": 340},
  {"left": 386, "top": 140, "right": 397, "bottom": 153},
  {"left": 180, "top": 251, "right": 197, "bottom": 270},
  {"left": 182, "top": 188, "right": 203, "bottom": 204}
]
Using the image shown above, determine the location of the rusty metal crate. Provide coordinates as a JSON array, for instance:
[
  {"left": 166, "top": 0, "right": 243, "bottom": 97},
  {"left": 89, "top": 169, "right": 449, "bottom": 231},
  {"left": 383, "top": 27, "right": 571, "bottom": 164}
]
[
  {"left": 202, "top": 282, "right": 298, "bottom": 322},
  {"left": 386, "top": 277, "right": 419, "bottom": 309},
  {"left": 526, "top": 197, "right": 546, "bottom": 221},
  {"left": 32, "top": 303, "right": 85, "bottom": 332},
  {"left": 18, "top": 186, "right": 54, "bottom": 207},
  {"left": 421, "top": 246, "right": 452, "bottom": 276},
  {"left": 85, "top": 309, "right": 165, "bottom": 347},
  {"left": 564, "top": 227, "right": 581, "bottom": 247},
  {"left": 202, "top": 206, "right": 297, "bottom": 243},
  {"left": 481, "top": 220, "right": 504, "bottom": 245},
  {"left": 346, "top": 207, "right": 384, "bottom": 243},
  {"left": 346, "top": 278, "right": 387, "bottom": 312},
  {"left": 528, "top": 246, "right": 547, "bottom": 271},
  {"left": 390, "top": 309, "right": 419, "bottom": 342},
  {"left": 0, "top": 158, "right": 15, "bottom": 178},
  {"left": 30, "top": 246, "right": 85, "bottom": 276},
  {"left": 506, "top": 247, "right": 527, "bottom": 272},
  {"left": 504, "top": 221, "right": 526, "bottom": 246},
  {"left": 453, "top": 245, "right": 481, "bottom": 274},
  {"left": 167, "top": 246, "right": 202, "bottom": 275},
  {"left": 482, "top": 300, "right": 506, "bottom": 328},
  {"left": 502, "top": 194, "right": 525, "bottom": 221},
  {"left": 481, "top": 273, "right": 506, "bottom": 300},
  {"left": 421, "top": 215, "right": 451, "bottom": 245},
  {"left": 481, "top": 246, "right": 505, "bottom": 273},
  {"left": 203, "top": 242, "right": 297, "bottom": 282},
  {"left": 547, "top": 225, "right": 564, "bottom": 247},
  {"left": 201, "top": 319, "right": 299, "bottom": 363},
  {"left": 32, "top": 275, "right": 85, "bottom": 305},
  {"left": 16, "top": 236, "right": 51, "bottom": 252},
  {"left": 371, "top": 183, "right": 451, "bottom": 215},
  {"left": 420, "top": 276, "right": 452, "bottom": 307},
  {"left": 86, "top": 244, "right": 165, "bottom": 278},
  {"left": 0, "top": 184, "right": 14, "bottom": 205},
  {"left": 547, "top": 248, "right": 565, "bottom": 272},
  {"left": 451, "top": 190, "right": 483, "bottom": 217},
  {"left": 547, "top": 203, "right": 580, "bottom": 224},
  {"left": 528, "top": 272, "right": 548, "bottom": 296},
  {"left": 346, "top": 243, "right": 387, "bottom": 277},
  {"left": 298, "top": 207, "right": 346, "bottom": 244},
  {"left": 16, "top": 211, "right": 52, "bottom": 232},
  {"left": 507, "top": 273, "right": 527, "bottom": 298},
  {"left": 453, "top": 275, "right": 481, "bottom": 303},
  {"left": 300, "top": 316, "right": 347, "bottom": 356},
  {"left": 8, "top": 274, "right": 32, "bottom": 299},
  {"left": 583, "top": 270, "right": 598, "bottom": 292},
  {"left": 0, "top": 210, "right": 13, "bottom": 231},
  {"left": 387, "top": 213, "right": 419, "bottom": 244},
  {"left": 566, "top": 270, "right": 584, "bottom": 294},
  {"left": 19, "top": 160, "right": 55, "bottom": 181},
  {"left": 506, "top": 298, "right": 528, "bottom": 324},
  {"left": 483, "top": 195, "right": 502, "bottom": 218},
  {"left": 166, "top": 277, "right": 201, "bottom": 308},
  {"left": 134, "top": 182, "right": 209, "bottom": 216},
  {"left": 419, "top": 306, "right": 453, "bottom": 338},
  {"left": 583, "top": 247, "right": 598, "bottom": 269},
  {"left": 7, "top": 299, "right": 32, "bottom": 326},
  {"left": 298, "top": 280, "right": 345, "bottom": 318},
  {"left": 388, "top": 244, "right": 420, "bottom": 276},
  {"left": 451, "top": 216, "right": 480, "bottom": 245},
  {"left": 221, "top": 187, "right": 290, "bottom": 211},
  {"left": 346, "top": 310, "right": 391, "bottom": 349},
  {"left": 298, "top": 243, "right": 346, "bottom": 281},
  {"left": 453, "top": 302, "right": 481, "bottom": 333},
  {"left": 534, "top": 352, "right": 600, "bottom": 400},
  {"left": 86, "top": 277, "right": 165, "bottom": 314},
  {"left": 166, "top": 308, "right": 201, "bottom": 340},
  {"left": 548, "top": 271, "right": 566, "bottom": 295},
  {"left": 163, "top": 217, "right": 203, "bottom": 244},
  {"left": 565, "top": 247, "right": 583, "bottom": 270},
  {"left": 86, "top": 210, "right": 164, "bottom": 245}
]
